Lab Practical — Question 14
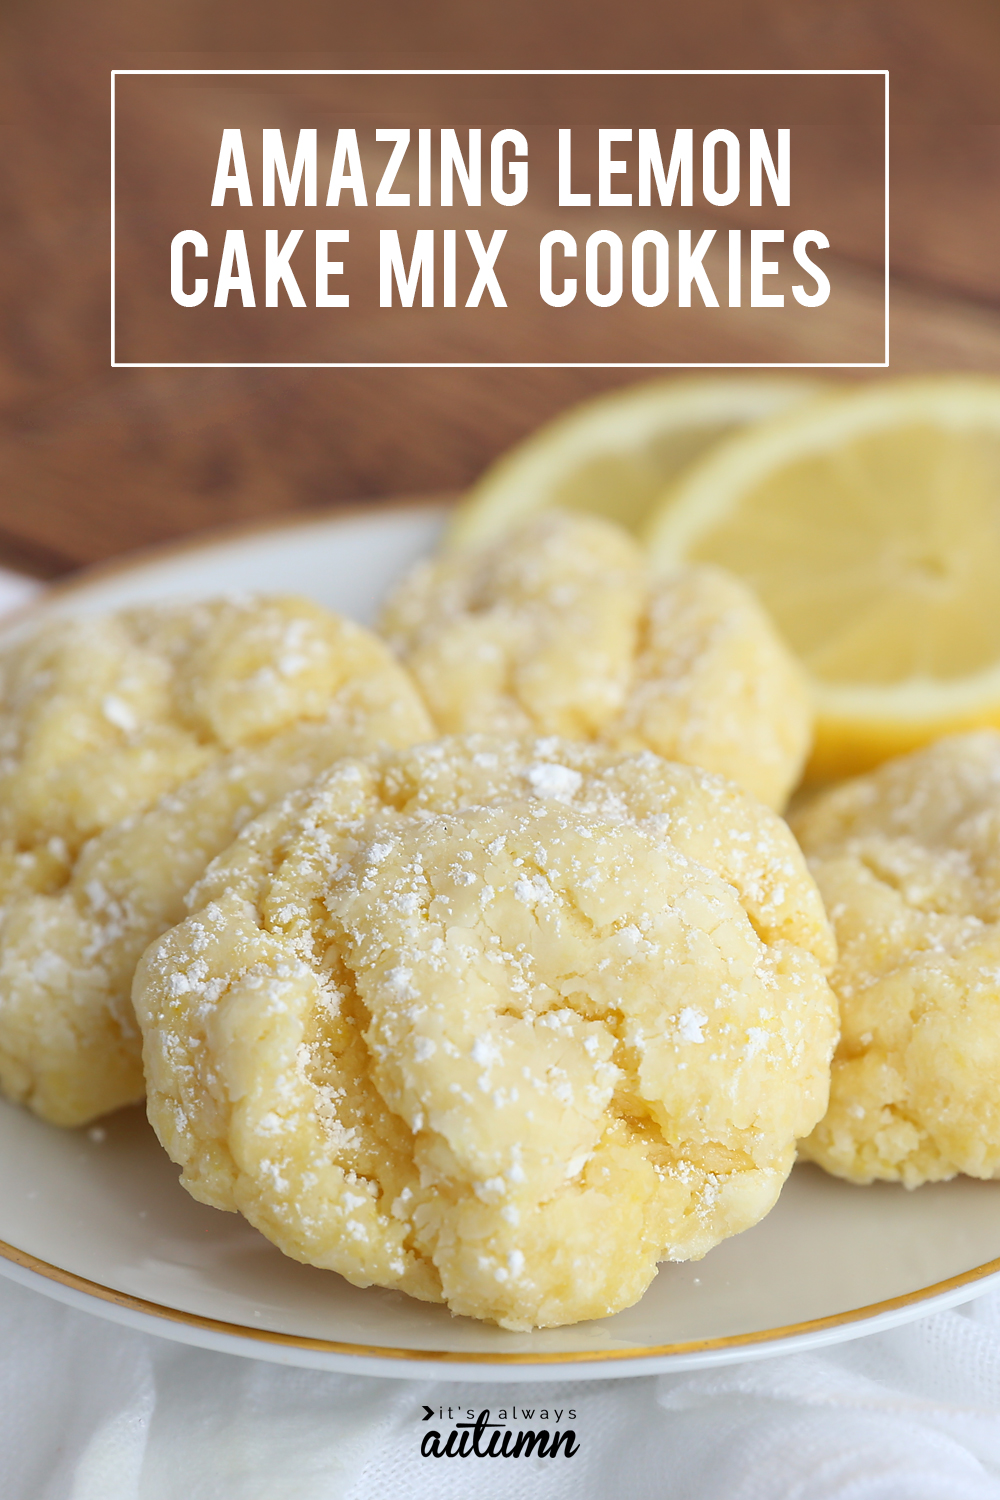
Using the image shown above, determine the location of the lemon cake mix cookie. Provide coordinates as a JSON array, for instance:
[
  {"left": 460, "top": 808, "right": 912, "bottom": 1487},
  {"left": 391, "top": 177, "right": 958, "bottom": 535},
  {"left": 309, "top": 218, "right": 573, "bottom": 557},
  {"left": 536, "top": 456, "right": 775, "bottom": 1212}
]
[
  {"left": 379, "top": 512, "right": 811, "bottom": 808},
  {"left": 0, "top": 596, "right": 433, "bottom": 1125},
  {"left": 136, "top": 736, "right": 837, "bottom": 1330},
  {"left": 792, "top": 731, "right": 1000, "bottom": 1186}
]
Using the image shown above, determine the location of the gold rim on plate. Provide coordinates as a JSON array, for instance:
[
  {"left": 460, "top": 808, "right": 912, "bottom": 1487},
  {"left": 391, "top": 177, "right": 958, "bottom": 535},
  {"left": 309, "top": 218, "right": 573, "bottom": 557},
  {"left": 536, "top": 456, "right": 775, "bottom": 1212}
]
[{"left": 3, "top": 1233, "right": 1000, "bottom": 1366}]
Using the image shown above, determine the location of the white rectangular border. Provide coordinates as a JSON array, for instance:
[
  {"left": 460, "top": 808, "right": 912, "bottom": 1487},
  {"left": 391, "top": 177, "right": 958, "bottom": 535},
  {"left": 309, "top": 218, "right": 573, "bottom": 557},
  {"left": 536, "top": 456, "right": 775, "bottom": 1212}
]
[{"left": 110, "top": 69, "right": 889, "bottom": 370}]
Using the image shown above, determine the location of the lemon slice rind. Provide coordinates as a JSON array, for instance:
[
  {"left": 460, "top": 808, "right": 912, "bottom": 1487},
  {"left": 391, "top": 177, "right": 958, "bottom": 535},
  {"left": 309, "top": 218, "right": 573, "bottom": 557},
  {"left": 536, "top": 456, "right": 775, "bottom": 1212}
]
[
  {"left": 448, "top": 375, "right": 825, "bottom": 549},
  {"left": 645, "top": 376, "right": 1000, "bottom": 780}
]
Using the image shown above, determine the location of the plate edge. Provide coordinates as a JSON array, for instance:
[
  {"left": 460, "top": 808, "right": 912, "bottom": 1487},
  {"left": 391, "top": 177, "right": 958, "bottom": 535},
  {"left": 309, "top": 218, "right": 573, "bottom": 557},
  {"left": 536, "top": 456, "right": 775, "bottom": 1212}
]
[
  {"left": 0, "top": 494, "right": 454, "bottom": 627},
  {"left": 2, "top": 1231, "right": 1000, "bottom": 1368}
]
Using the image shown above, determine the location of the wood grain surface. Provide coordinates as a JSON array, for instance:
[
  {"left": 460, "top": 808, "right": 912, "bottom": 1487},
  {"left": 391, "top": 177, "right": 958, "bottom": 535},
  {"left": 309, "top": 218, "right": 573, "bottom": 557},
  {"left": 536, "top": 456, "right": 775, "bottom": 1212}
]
[{"left": 3, "top": 0, "right": 1000, "bottom": 576}]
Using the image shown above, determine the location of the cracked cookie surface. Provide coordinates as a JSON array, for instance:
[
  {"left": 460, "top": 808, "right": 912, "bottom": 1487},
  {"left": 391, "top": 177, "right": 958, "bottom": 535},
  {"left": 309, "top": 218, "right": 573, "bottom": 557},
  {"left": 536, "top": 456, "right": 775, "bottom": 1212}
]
[
  {"left": 0, "top": 596, "right": 432, "bottom": 1124},
  {"left": 379, "top": 512, "right": 812, "bottom": 808},
  {"left": 793, "top": 731, "right": 1000, "bottom": 1185},
  {"left": 136, "top": 735, "right": 837, "bottom": 1329}
]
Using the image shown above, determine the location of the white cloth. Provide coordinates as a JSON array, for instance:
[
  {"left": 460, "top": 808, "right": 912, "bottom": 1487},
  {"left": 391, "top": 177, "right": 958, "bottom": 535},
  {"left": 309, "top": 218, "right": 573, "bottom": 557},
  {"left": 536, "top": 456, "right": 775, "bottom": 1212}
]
[
  {"left": 3, "top": 1274, "right": 1000, "bottom": 1499},
  {"left": 4, "top": 572, "right": 1000, "bottom": 1498},
  {"left": 0, "top": 568, "right": 43, "bottom": 615}
]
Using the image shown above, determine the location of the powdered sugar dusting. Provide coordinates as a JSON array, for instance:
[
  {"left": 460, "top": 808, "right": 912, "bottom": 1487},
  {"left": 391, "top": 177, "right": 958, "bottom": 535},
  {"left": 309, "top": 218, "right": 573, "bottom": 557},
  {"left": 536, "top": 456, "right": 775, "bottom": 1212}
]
[{"left": 526, "top": 762, "right": 582, "bottom": 803}]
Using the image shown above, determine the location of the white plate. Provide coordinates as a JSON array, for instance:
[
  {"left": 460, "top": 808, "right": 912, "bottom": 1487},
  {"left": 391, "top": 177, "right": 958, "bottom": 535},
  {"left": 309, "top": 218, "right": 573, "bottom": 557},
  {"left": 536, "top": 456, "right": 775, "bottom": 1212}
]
[{"left": 1, "top": 501, "right": 999, "bottom": 1383}]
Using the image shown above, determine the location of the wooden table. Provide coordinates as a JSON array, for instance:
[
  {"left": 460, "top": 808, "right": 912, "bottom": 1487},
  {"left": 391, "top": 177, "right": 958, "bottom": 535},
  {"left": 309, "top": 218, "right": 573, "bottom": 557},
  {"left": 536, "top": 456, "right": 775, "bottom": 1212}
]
[{"left": 3, "top": 0, "right": 1000, "bottom": 577}]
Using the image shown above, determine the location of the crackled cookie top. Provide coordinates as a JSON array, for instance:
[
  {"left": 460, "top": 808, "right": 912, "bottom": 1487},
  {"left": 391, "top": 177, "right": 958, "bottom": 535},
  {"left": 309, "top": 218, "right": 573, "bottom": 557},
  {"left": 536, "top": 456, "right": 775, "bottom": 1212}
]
[
  {"left": 793, "top": 731, "right": 1000, "bottom": 1186},
  {"left": 379, "top": 512, "right": 812, "bottom": 808},
  {"left": 136, "top": 736, "right": 836, "bottom": 1330},
  {"left": 0, "top": 596, "right": 433, "bottom": 1125}
]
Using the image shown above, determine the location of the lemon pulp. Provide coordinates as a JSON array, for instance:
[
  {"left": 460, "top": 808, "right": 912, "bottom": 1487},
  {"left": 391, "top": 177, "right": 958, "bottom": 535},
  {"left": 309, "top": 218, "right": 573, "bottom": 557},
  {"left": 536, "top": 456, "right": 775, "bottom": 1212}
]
[
  {"left": 647, "top": 378, "right": 1000, "bottom": 778},
  {"left": 449, "top": 376, "right": 823, "bottom": 548}
]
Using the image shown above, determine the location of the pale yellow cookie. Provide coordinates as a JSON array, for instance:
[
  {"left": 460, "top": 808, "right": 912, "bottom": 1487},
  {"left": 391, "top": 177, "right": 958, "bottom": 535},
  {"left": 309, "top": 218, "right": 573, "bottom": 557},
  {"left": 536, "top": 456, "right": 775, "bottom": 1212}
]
[
  {"left": 609, "top": 564, "right": 812, "bottom": 810},
  {"left": 793, "top": 731, "right": 1000, "bottom": 1186},
  {"left": 135, "top": 736, "right": 837, "bottom": 1330},
  {"left": 0, "top": 597, "right": 432, "bottom": 1125},
  {"left": 380, "top": 511, "right": 646, "bottom": 739},
  {"left": 379, "top": 512, "right": 812, "bottom": 808}
]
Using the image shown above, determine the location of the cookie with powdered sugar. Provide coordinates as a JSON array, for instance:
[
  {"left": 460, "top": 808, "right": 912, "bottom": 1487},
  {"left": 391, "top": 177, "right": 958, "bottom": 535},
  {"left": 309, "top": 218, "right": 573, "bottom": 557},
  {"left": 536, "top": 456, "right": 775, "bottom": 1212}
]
[
  {"left": 794, "top": 731, "right": 1000, "bottom": 1187},
  {"left": 0, "top": 596, "right": 432, "bottom": 1124},
  {"left": 379, "top": 511, "right": 812, "bottom": 809},
  {"left": 135, "top": 735, "right": 837, "bottom": 1330}
]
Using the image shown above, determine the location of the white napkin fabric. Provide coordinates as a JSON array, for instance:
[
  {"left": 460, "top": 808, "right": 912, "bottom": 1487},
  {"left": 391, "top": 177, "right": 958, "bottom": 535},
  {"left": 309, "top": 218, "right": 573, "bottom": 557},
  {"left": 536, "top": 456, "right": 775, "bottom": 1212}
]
[
  {"left": 3, "top": 1273, "right": 1000, "bottom": 1500},
  {"left": 0, "top": 568, "right": 42, "bottom": 616}
]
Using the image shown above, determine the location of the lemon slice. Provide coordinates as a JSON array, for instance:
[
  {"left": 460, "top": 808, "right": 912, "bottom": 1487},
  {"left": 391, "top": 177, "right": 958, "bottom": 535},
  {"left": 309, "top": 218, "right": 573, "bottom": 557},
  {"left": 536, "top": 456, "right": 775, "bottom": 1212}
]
[
  {"left": 646, "top": 376, "right": 1000, "bottom": 780},
  {"left": 448, "top": 376, "right": 823, "bottom": 548}
]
